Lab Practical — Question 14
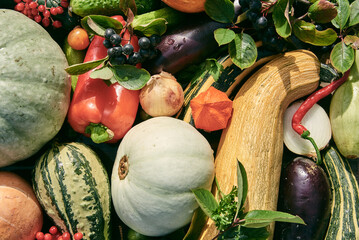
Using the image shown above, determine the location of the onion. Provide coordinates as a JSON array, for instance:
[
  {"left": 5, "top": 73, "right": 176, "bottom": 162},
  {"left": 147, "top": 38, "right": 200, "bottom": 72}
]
[
  {"left": 283, "top": 101, "right": 332, "bottom": 157},
  {"left": 139, "top": 71, "right": 184, "bottom": 117}
]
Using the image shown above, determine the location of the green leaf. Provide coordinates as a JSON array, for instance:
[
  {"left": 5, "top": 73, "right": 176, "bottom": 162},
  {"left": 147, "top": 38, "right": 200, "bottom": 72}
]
[
  {"left": 183, "top": 208, "right": 208, "bottom": 240},
  {"left": 344, "top": 35, "right": 359, "bottom": 49},
  {"left": 349, "top": 0, "right": 359, "bottom": 26},
  {"left": 236, "top": 160, "right": 248, "bottom": 214},
  {"left": 119, "top": 0, "right": 137, "bottom": 16},
  {"left": 192, "top": 188, "right": 219, "bottom": 219},
  {"left": 229, "top": 33, "right": 257, "bottom": 69},
  {"left": 242, "top": 210, "right": 305, "bottom": 228},
  {"left": 214, "top": 28, "right": 236, "bottom": 46},
  {"left": 330, "top": 41, "right": 355, "bottom": 72},
  {"left": 132, "top": 18, "right": 167, "bottom": 36},
  {"left": 205, "top": 58, "right": 224, "bottom": 81},
  {"left": 205, "top": 0, "right": 235, "bottom": 23},
  {"left": 292, "top": 20, "right": 337, "bottom": 46},
  {"left": 90, "top": 66, "right": 114, "bottom": 80},
  {"left": 308, "top": 0, "right": 337, "bottom": 23},
  {"left": 218, "top": 226, "right": 269, "bottom": 240},
  {"left": 81, "top": 15, "right": 123, "bottom": 36},
  {"left": 272, "top": 0, "right": 292, "bottom": 38},
  {"left": 111, "top": 65, "right": 150, "bottom": 90},
  {"left": 65, "top": 57, "right": 108, "bottom": 75},
  {"left": 332, "top": 0, "right": 350, "bottom": 31}
]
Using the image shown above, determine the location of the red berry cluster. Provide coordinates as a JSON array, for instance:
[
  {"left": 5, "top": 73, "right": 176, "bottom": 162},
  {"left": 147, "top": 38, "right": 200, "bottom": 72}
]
[
  {"left": 35, "top": 226, "right": 84, "bottom": 240},
  {"left": 13, "top": 0, "right": 68, "bottom": 28}
]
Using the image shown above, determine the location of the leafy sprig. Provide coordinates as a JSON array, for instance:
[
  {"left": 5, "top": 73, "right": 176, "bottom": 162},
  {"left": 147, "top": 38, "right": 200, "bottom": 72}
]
[
  {"left": 204, "top": 0, "right": 359, "bottom": 73},
  {"left": 192, "top": 160, "right": 304, "bottom": 239}
]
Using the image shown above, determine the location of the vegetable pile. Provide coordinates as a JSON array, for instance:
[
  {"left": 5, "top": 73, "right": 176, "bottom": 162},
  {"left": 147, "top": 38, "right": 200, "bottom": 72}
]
[{"left": 0, "top": 0, "right": 359, "bottom": 239}]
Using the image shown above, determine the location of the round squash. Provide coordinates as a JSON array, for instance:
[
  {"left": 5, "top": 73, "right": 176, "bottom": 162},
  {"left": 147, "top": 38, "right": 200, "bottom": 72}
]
[
  {"left": 161, "top": 0, "right": 205, "bottom": 13},
  {"left": 0, "top": 9, "right": 71, "bottom": 167},
  {"left": 111, "top": 117, "right": 215, "bottom": 237},
  {"left": 0, "top": 171, "right": 43, "bottom": 240}
]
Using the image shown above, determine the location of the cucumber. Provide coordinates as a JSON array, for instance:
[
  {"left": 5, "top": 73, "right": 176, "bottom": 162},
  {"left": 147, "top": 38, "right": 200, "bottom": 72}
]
[
  {"left": 32, "top": 142, "right": 111, "bottom": 240},
  {"left": 70, "top": 0, "right": 162, "bottom": 17},
  {"left": 323, "top": 146, "right": 359, "bottom": 240}
]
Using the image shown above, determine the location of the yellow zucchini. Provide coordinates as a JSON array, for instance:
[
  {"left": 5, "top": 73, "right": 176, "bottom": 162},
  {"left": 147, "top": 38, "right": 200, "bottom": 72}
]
[{"left": 198, "top": 50, "right": 321, "bottom": 239}]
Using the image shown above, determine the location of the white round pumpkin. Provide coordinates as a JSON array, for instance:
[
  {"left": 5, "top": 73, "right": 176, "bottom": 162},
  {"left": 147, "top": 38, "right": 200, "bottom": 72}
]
[{"left": 111, "top": 116, "right": 215, "bottom": 237}]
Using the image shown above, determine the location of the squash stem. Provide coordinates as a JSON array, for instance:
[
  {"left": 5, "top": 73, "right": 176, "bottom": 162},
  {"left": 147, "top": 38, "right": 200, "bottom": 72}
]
[{"left": 301, "top": 130, "right": 322, "bottom": 165}]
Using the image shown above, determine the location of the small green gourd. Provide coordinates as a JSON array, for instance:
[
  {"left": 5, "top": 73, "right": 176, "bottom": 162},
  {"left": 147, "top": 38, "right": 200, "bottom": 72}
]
[{"left": 330, "top": 49, "right": 359, "bottom": 159}]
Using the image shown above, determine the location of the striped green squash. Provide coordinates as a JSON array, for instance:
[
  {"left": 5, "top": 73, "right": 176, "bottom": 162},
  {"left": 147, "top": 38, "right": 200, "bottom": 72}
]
[
  {"left": 323, "top": 146, "right": 359, "bottom": 239},
  {"left": 176, "top": 51, "right": 278, "bottom": 125},
  {"left": 32, "top": 142, "right": 111, "bottom": 240}
]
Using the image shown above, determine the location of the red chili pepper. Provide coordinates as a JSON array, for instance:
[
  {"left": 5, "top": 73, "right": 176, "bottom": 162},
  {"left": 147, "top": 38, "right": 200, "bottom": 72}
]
[
  {"left": 291, "top": 70, "right": 350, "bottom": 164},
  {"left": 67, "top": 15, "right": 140, "bottom": 143}
]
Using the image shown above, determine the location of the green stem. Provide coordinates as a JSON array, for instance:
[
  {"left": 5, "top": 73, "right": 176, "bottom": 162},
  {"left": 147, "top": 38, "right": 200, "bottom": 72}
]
[
  {"left": 85, "top": 123, "right": 114, "bottom": 144},
  {"left": 301, "top": 130, "right": 322, "bottom": 165}
]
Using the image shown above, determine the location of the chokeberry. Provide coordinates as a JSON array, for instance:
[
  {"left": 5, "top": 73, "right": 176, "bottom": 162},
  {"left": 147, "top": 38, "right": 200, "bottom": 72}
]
[
  {"left": 246, "top": 10, "right": 258, "bottom": 22},
  {"left": 105, "top": 28, "right": 116, "bottom": 40},
  {"left": 139, "top": 48, "right": 150, "bottom": 59},
  {"left": 107, "top": 47, "right": 116, "bottom": 57},
  {"left": 249, "top": 0, "right": 262, "bottom": 12},
  {"left": 254, "top": 16, "right": 268, "bottom": 29},
  {"left": 110, "top": 34, "right": 122, "bottom": 46},
  {"left": 138, "top": 37, "right": 151, "bottom": 49},
  {"left": 122, "top": 43, "right": 134, "bottom": 55},
  {"left": 103, "top": 39, "right": 112, "bottom": 48},
  {"left": 110, "top": 55, "right": 127, "bottom": 65},
  {"left": 112, "top": 46, "right": 123, "bottom": 56},
  {"left": 127, "top": 52, "right": 142, "bottom": 65},
  {"left": 150, "top": 34, "right": 161, "bottom": 47}
]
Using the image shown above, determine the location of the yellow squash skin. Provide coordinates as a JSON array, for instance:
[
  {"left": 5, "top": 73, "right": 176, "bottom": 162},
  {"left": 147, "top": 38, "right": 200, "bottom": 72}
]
[{"left": 198, "top": 50, "right": 321, "bottom": 240}]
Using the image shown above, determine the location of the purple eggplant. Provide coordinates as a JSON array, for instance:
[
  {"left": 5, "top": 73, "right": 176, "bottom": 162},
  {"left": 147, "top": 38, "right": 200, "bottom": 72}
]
[
  {"left": 274, "top": 157, "right": 331, "bottom": 240},
  {"left": 143, "top": 3, "right": 241, "bottom": 75}
]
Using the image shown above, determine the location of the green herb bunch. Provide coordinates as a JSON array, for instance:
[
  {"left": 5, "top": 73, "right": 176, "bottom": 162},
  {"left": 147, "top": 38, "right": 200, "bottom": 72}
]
[{"left": 191, "top": 160, "right": 304, "bottom": 240}]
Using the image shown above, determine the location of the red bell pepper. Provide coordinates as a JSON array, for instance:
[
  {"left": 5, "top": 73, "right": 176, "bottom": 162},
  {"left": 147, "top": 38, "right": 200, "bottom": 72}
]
[{"left": 67, "top": 16, "right": 140, "bottom": 143}]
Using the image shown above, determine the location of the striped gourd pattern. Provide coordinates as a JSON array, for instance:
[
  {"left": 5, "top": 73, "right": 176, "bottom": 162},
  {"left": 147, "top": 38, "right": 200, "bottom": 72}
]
[
  {"left": 323, "top": 146, "right": 359, "bottom": 240},
  {"left": 33, "top": 142, "right": 111, "bottom": 240}
]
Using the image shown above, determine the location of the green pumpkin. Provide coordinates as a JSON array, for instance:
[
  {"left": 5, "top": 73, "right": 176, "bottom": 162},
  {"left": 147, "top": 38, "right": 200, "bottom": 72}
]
[{"left": 0, "top": 9, "right": 71, "bottom": 167}]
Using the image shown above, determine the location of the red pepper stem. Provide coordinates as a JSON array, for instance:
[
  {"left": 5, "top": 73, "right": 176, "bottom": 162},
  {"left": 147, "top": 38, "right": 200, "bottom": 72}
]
[
  {"left": 301, "top": 130, "right": 322, "bottom": 165},
  {"left": 85, "top": 123, "right": 114, "bottom": 144}
]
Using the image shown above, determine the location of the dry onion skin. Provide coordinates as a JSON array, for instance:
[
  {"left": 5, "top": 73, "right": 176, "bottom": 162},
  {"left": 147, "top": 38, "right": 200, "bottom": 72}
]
[
  {"left": 283, "top": 101, "right": 332, "bottom": 157},
  {"left": 139, "top": 71, "right": 184, "bottom": 117}
]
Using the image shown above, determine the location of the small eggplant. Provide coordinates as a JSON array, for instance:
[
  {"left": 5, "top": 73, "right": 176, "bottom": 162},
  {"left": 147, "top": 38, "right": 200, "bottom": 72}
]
[
  {"left": 143, "top": 2, "right": 240, "bottom": 75},
  {"left": 274, "top": 157, "right": 331, "bottom": 240}
]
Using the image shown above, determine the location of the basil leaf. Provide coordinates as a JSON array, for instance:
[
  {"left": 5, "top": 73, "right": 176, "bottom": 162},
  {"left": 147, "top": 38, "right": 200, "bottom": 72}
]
[
  {"left": 349, "top": 0, "right": 359, "bottom": 26},
  {"left": 332, "top": 0, "right": 350, "bottom": 31},
  {"left": 236, "top": 160, "right": 248, "bottom": 214},
  {"left": 292, "top": 20, "right": 337, "bottom": 46},
  {"left": 308, "top": 0, "right": 337, "bottom": 23},
  {"left": 65, "top": 57, "right": 108, "bottom": 75},
  {"left": 192, "top": 188, "right": 219, "bottom": 219},
  {"left": 330, "top": 41, "right": 355, "bottom": 73},
  {"left": 81, "top": 15, "right": 123, "bottom": 36},
  {"left": 205, "top": 0, "right": 235, "bottom": 23},
  {"left": 90, "top": 66, "right": 114, "bottom": 80},
  {"left": 111, "top": 65, "right": 150, "bottom": 90},
  {"left": 205, "top": 58, "right": 224, "bottom": 81},
  {"left": 229, "top": 33, "right": 257, "bottom": 69},
  {"left": 133, "top": 18, "right": 167, "bottom": 36},
  {"left": 242, "top": 210, "right": 305, "bottom": 228},
  {"left": 214, "top": 28, "right": 236, "bottom": 46},
  {"left": 218, "top": 226, "right": 269, "bottom": 240},
  {"left": 273, "top": 0, "right": 292, "bottom": 38}
]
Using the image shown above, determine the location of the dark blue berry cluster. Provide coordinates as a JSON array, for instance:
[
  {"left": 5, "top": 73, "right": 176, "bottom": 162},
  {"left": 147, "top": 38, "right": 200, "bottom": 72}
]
[
  {"left": 241, "top": 0, "right": 267, "bottom": 30},
  {"left": 103, "top": 28, "right": 161, "bottom": 66}
]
